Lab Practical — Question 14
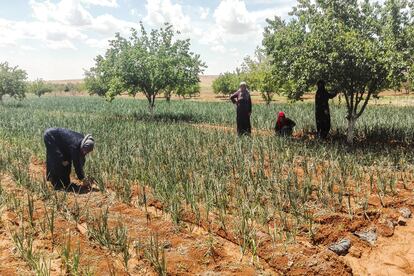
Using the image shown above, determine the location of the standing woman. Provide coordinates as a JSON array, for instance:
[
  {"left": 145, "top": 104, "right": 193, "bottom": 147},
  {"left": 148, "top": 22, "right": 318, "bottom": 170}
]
[
  {"left": 315, "top": 80, "right": 337, "bottom": 139},
  {"left": 230, "top": 82, "right": 252, "bottom": 136},
  {"left": 44, "top": 128, "right": 94, "bottom": 188}
]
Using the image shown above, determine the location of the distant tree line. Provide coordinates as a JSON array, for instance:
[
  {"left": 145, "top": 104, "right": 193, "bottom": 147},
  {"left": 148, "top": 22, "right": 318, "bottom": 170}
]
[{"left": 0, "top": 62, "right": 87, "bottom": 102}]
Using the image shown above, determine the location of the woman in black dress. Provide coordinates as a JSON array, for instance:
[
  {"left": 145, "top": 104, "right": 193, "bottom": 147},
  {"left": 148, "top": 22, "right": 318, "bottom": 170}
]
[{"left": 230, "top": 82, "right": 252, "bottom": 136}]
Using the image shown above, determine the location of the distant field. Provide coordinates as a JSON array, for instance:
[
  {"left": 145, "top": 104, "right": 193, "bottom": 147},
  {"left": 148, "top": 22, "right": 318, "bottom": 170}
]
[{"left": 46, "top": 75, "right": 414, "bottom": 106}]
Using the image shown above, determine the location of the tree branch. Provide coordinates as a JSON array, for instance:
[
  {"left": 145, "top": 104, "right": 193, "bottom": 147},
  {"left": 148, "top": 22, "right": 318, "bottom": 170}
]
[
  {"left": 350, "top": 87, "right": 355, "bottom": 116},
  {"left": 357, "top": 89, "right": 372, "bottom": 118},
  {"left": 343, "top": 89, "right": 351, "bottom": 116}
]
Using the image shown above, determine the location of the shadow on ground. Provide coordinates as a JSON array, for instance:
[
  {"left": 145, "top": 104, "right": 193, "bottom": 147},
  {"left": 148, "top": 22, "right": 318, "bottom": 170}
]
[
  {"left": 292, "top": 130, "right": 413, "bottom": 156},
  {"left": 54, "top": 183, "right": 99, "bottom": 194},
  {"left": 132, "top": 111, "right": 203, "bottom": 124}
]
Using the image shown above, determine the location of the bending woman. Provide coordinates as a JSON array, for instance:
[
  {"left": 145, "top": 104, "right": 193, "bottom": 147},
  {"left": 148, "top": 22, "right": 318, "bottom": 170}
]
[{"left": 44, "top": 128, "right": 94, "bottom": 188}]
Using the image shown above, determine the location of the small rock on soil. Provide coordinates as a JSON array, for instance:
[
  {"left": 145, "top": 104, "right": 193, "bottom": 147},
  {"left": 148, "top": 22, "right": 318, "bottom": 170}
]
[
  {"left": 354, "top": 229, "right": 377, "bottom": 245},
  {"left": 328, "top": 238, "right": 351, "bottom": 256},
  {"left": 399, "top": 207, "right": 412, "bottom": 219}
]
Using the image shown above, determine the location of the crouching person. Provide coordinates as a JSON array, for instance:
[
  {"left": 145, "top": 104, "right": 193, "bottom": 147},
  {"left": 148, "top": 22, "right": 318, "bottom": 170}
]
[
  {"left": 275, "top": 112, "right": 296, "bottom": 136},
  {"left": 44, "top": 128, "right": 94, "bottom": 189}
]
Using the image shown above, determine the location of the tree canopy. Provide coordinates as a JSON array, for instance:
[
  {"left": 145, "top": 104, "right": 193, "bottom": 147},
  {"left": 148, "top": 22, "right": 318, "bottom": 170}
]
[
  {"left": 0, "top": 62, "right": 27, "bottom": 102},
  {"left": 241, "top": 48, "right": 277, "bottom": 104},
  {"left": 85, "top": 23, "right": 206, "bottom": 110},
  {"left": 29, "top": 79, "right": 53, "bottom": 97},
  {"left": 212, "top": 72, "right": 242, "bottom": 96},
  {"left": 263, "top": 0, "right": 414, "bottom": 142}
]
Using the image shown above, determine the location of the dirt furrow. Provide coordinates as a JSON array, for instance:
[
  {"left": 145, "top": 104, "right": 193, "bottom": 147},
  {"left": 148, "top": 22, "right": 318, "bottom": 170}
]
[
  {"left": 0, "top": 173, "right": 154, "bottom": 275},
  {"left": 28, "top": 161, "right": 276, "bottom": 275}
]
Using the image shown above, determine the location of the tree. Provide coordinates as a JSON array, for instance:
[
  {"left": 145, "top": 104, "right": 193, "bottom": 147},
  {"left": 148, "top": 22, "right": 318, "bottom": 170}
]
[
  {"left": 241, "top": 48, "right": 277, "bottom": 104},
  {"left": 84, "top": 55, "right": 113, "bottom": 100},
  {"left": 63, "top": 83, "right": 75, "bottom": 92},
  {"left": 212, "top": 72, "right": 242, "bottom": 96},
  {"left": 402, "top": 0, "right": 414, "bottom": 93},
  {"left": 263, "top": 0, "right": 413, "bottom": 143},
  {"left": 0, "top": 62, "right": 27, "bottom": 102},
  {"left": 29, "top": 79, "right": 52, "bottom": 97},
  {"left": 381, "top": 0, "right": 413, "bottom": 91},
  {"left": 85, "top": 23, "right": 206, "bottom": 110},
  {"left": 176, "top": 82, "right": 200, "bottom": 99}
]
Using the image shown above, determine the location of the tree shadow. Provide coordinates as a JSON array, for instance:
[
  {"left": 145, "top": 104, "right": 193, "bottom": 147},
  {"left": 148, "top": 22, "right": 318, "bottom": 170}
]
[
  {"left": 132, "top": 111, "right": 203, "bottom": 124},
  {"left": 292, "top": 130, "right": 413, "bottom": 154},
  {"left": 1, "top": 102, "right": 25, "bottom": 108}
]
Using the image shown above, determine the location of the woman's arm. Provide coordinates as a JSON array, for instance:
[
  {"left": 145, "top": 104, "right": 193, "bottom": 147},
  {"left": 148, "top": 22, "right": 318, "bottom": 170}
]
[
  {"left": 287, "top": 118, "right": 296, "bottom": 128},
  {"left": 230, "top": 90, "right": 240, "bottom": 104},
  {"left": 72, "top": 150, "right": 85, "bottom": 180}
]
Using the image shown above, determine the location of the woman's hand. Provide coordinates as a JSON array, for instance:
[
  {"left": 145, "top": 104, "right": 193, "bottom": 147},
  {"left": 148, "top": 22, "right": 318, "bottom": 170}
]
[{"left": 62, "top": 161, "right": 70, "bottom": 166}]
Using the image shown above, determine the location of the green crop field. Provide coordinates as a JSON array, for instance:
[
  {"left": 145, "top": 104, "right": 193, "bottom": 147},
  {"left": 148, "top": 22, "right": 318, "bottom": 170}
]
[{"left": 0, "top": 95, "right": 413, "bottom": 275}]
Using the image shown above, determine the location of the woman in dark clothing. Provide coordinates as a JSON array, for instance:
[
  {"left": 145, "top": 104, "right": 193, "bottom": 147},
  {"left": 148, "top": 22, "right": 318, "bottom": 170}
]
[
  {"left": 275, "top": 111, "right": 296, "bottom": 136},
  {"left": 315, "top": 80, "right": 337, "bottom": 139},
  {"left": 230, "top": 82, "right": 252, "bottom": 136},
  {"left": 44, "top": 128, "right": 94, "bottom": 188}
]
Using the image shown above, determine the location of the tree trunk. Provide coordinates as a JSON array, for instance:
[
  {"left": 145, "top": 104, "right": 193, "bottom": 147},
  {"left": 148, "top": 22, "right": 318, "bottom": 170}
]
[
  {"left": 165, "top": 91, "right": 171, "bottom": 102},
  {"left": 346, "top": 116, "right": 357, "bottom": 144},
  {"left": 150, "top": 94, "right": 156, "bottom": 113},
  {"left": 146, "top": 94, "right": 155, "bottom": 113}
]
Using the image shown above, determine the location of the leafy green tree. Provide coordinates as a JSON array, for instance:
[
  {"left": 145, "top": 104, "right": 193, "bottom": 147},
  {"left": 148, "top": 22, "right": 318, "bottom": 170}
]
[
  {"left": 212, "top": 72, "right": 242, "bottom": 96},
  {"left": 85, "top": 23, "right": 206, "bottom": 110},
  {"left": 263, "top": 0, "right": 413, "bottom": 143},
  {"left": 404, "top": 1, "right": 414, "bottom": 93},
  {"left": 175, "top": 82, "right": 200, "bottom": 99},
  {"left": 84, "top": 55, "right": 113, "bottom": 99},
  {"left": 63, "top": 83, "right": 75, "bottom": 92},
  {"left": 0, "top": 62, "right": 27, "bottom": 103},
  {"left": 241, "top": 48, "right": 277, "bottom": 104},
  {"left": 380, "top": 0, "right": 413, "bottom": 94},
  {"left": 29, "top": 79, "right": 52, "bottom": 97}
]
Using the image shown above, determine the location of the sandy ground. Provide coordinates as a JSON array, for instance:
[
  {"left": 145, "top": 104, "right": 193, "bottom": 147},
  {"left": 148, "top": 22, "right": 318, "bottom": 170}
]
[{"left": 346, "top": 219, "right": 414, "bottom": 276}]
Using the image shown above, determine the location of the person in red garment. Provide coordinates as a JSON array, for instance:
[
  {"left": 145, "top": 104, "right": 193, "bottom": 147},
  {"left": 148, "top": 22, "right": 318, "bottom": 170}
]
[{"left": 274, "top": 111, "right": 296, "bottom": 136}]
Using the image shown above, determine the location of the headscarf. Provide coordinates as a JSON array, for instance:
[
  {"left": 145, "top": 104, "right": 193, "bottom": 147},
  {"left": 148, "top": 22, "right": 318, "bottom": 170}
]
[
  {"left": 276, "top": 111, "right": 285, "bottom": 129},
  {"left": 238, "top": 81, "right": 249, "bottom": 100},
  {"left": 81, "top": 134, "right": 95, "bottom": 152}
]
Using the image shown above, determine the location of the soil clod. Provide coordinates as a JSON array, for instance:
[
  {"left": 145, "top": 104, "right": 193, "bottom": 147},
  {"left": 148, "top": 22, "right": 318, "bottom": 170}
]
[
  {"left": 349, "top": 247, "right": 362, "bottom": 258},
  {"left": 378, "top": 220, "right": 395, "bottom": 237},
  {"left": 398, "top": 216, "right": 407, "bottom": 226}
]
